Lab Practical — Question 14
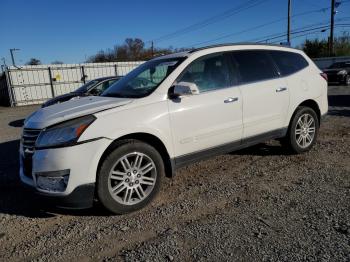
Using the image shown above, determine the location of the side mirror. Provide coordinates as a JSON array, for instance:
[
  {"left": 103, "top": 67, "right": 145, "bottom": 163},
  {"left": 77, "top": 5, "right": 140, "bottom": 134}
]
[{"left": 169, "top": 82, "right": 199, "bottom": 99}]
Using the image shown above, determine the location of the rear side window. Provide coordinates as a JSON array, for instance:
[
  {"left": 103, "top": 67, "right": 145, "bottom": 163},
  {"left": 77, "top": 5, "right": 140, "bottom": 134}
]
[
  {"left": 231, "top": 51, "right": 278, "bottom": 84},
  {"left": 269, "top": 51, "right": 309, "bottom": 76}
]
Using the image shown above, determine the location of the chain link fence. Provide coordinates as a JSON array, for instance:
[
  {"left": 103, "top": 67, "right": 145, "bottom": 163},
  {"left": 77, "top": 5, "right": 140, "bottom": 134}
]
[{"left": 0, "top": 61, "right": 144, "bottom": 106}]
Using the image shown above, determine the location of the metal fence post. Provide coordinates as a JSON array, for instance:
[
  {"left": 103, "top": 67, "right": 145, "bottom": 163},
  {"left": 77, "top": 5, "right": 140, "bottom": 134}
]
[
  {"left": 5, "top": 67, "right": 15, "bottom": 107},
  {"left": 81, "top": 66, "right": 86, "bottom": 84},
  {"left": 48, "top": 67, "right": 55, "bottom": 98},
  {"left": 114, "top": 64, "right": 118, "bottom": 76}
]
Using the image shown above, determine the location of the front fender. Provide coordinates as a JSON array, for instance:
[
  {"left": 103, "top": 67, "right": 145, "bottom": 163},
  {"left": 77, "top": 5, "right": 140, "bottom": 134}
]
[{"left": 79, "top": 100, "right": 175, "bottom": 158}]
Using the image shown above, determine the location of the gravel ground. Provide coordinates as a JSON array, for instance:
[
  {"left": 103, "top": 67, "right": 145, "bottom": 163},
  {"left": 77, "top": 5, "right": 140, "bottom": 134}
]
[{"left": 0, "top": 86, "right": 349, "bottom": 261}]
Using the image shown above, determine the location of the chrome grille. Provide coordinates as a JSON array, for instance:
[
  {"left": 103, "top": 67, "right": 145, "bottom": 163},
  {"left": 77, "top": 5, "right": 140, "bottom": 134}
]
[{"left": 22, "top": 128, "right": 41, "bottom": 154}]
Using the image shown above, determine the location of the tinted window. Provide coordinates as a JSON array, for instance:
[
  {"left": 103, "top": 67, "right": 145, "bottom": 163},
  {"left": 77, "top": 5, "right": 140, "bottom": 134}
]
[
  {"left": 91, "top": 80, "right": 116, "bottom": 95},
  {"left": 75, "top": 80, "right": 98, "bottom": 93},
  {"left": 177, "top": 53, "right": 231, "bottom": 92},
  {"left": 103, "top": 58, "right": 184, "bottom": 98},
  {"left": 269, "top": 51, "right": 309, "bottom": 76},
  {"left": 232, "top": 51, "right": 277, "bottom": 84}
]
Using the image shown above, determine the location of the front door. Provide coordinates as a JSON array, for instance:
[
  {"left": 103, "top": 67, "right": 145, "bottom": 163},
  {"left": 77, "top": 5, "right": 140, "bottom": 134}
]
[{"left": 168, "top": 53, "right": 243, "bottom": 158}]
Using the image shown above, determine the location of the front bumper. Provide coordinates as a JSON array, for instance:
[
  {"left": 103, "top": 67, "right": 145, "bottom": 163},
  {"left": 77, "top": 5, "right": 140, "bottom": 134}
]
[
  {"left": 19, "top": 138, "right": 111, "bottom": 209},
  {"left": 22, "top": 181, "right": 96, "bottom": 209}
]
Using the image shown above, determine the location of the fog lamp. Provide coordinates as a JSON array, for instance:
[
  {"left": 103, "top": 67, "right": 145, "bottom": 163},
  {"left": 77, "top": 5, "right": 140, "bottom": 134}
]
[{"left": 35, "top": 170, "right": 70, "bottom": 192}]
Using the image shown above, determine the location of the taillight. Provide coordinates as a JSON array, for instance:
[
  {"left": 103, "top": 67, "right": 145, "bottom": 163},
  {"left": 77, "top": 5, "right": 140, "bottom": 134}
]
[{"left": 320, "top": 72, "right": 328, "bottom": 82}]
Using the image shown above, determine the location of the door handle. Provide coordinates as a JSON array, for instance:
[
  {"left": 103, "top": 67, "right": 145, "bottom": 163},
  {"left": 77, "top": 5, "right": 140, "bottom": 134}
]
[
  {"left": 276, "top": 87, "right": 287, "bottom": 92},
  {"left": 224, "top": 97, "right": 239, "bottom": 103}
]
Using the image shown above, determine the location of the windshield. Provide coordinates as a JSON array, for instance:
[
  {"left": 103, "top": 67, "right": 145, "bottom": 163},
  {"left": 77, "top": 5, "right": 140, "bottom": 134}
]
[
  {"left": 75, "top": 80, "right": 99, "bottom": 93},
  {"left": 329, "top": 62, "right": 350, "bottom": 69},
  {"left": 102, "top": 57, "right": 185, "bottom": 98}
]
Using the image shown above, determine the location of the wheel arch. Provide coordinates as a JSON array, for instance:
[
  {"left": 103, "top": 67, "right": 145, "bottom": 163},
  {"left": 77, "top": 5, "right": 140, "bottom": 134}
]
[
  {"left": 297, "top": 99, "right": 321, "bottom": 125},
  {"left": 289, "top": 99, "right": 321, "bottom": 129},
  {"left": 97, "top": 132, "right": 174, "bottom": 178}
]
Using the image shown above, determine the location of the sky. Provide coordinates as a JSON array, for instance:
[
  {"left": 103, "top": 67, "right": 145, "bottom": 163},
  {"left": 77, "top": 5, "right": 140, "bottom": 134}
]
[{"left": 1, "top": 0, "right": 349, "bottom": 65}]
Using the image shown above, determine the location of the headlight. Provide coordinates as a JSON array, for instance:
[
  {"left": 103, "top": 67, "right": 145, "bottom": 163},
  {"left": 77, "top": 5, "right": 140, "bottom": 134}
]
[
  {"left": 36, "top": 115, "right": 96, "bottom": 149},
  {"left": 337, "top": 70, "right": 347, "bottom": 75}
]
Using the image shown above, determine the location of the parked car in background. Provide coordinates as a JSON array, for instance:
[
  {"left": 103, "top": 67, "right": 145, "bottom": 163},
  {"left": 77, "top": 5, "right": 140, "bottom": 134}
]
[
  {"left": 41, "top": 76, "right": 120, "bottom": 107},
  {"left": 323, "top": 61, "right": 350, "bottom": 86},
  {"left": 20, "top": 44, "right": 328, "bottom": 214}
]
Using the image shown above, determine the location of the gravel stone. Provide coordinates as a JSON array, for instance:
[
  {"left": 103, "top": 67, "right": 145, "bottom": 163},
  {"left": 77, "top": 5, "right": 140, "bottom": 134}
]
[{"left": 0, "top": 86, "right": 349, "bottom": 261}]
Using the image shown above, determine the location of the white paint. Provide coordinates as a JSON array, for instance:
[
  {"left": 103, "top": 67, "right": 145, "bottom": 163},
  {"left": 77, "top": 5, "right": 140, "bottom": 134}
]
[{"left": 20, "top": 44, "right": 328, "bottom": 198}]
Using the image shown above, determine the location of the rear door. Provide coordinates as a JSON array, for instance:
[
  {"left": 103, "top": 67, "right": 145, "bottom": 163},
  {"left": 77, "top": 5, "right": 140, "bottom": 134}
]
[{"left": 230, "top": 50, "right": 289, "bottom": 139}]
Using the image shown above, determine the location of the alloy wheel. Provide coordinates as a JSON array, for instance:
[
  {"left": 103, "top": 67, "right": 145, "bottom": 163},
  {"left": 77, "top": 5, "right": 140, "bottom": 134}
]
[
  {"left": 108, "top": 152, "right": 157, "bottom": 206},
  {"left": 295, "top": 113, "right": 316, "bottom": 148}
]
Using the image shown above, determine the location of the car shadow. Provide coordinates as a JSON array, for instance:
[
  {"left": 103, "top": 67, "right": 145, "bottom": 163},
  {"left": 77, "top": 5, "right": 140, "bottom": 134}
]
[
  {"left": 328, "top": 109, "right": 350, "bottom": 117},
  {"left": 0, "top": 139, "right": 110, "bottom": 218},
  {"left": 8, "top": 119, "right": 25, "bottom": 128},
  {"left": 232, "top": 142, "right": 291, "bottom": 157},
  {"left": 328, "top": 95, "right": 350, "bottom": 117},
  {"left": 328, "top": 95, "right": 350, "bottom": 107}
]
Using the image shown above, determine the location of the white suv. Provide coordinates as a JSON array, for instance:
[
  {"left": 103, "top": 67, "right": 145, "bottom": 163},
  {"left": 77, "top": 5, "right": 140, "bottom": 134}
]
[{"left": 20, "top": 44, "right": 328, "bottom": 214}]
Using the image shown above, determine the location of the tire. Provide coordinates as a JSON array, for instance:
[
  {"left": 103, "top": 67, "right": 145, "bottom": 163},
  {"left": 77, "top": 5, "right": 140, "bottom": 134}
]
[
  {"left": 344, "top": 75, "right": 350, "bottom": 86},
  {"left": 282, "top": 106, "right": 319, "bottom": 154},
  {"left": 97, "top": 140, "right": 165, "bottom": 214}
]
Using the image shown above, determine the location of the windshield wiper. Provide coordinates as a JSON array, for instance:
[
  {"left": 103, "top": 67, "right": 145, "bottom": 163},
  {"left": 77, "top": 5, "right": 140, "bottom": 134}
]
[{"left": 103, "top": 92, "right": 129, "bottom": 98}]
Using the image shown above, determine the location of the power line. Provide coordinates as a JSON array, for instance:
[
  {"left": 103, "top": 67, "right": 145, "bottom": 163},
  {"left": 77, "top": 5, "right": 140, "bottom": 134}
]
[
  {"left": 247, "top": 16, "right": 350, "bottom": 43},
  {"left": 269, "top": 24, "right": 350, "bottom": 44},
  {"left": 258, "top": 25, "right": 331, "bottom": 42},
  {"left": 148, "top": 0, "right": 270, "bottom": 44},
  {"left": 251, "top": 21, "right": 331, "bottom": 42},
  {"left": 187, "top": 6, "right": 333, "bottom": 47},
  {"left": 256, "top": 23, "right": 350, "bottom": 43}
]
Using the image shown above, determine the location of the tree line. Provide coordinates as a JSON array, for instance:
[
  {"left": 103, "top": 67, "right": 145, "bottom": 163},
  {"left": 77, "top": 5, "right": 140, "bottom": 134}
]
[
  {"left": 85, "top": 38, "right": 189, "bottom": 63},
  {"left": 300, "top": 33, "right": 350, "bottom": 58},
  {"left": 25, "top": 35, "right": 350, "bottom": 65}
]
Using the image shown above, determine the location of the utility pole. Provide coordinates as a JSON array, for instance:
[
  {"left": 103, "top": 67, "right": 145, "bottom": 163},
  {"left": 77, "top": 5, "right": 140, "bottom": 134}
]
[
  {"left": 9, "top": 48, "right": 20, "bottom": 66},
  {"left": 287, "top": 0, "right": 292, "bottom": 45},
  {"left": 1, "top": 58, "right": 5, "bottom": 73},
  {"left": 151, "top": 41, "right": 154, "bottom": 57},
  {"left": 329, "top": 0, "right": 335, "bottom": 56}
]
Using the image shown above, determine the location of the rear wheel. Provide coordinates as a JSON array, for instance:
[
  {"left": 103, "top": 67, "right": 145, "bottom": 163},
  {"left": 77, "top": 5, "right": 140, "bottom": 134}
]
[
  {"left": 282, "top": 106, "right": 319, "bottom": 154},
  {"left": 97, "top": 140, "right": 164, "bottom": 214}
]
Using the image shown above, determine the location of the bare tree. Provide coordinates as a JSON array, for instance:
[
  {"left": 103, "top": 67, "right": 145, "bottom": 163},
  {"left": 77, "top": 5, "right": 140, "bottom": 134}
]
[
  {"left": 26, "top": 58, "right": 41, "bottom": 65},
  {"left": 51, "top": 60, "right": 64, "bottom": 64},
  {"left": 86, "top": 38, "right": 189, "bottom": 63}
]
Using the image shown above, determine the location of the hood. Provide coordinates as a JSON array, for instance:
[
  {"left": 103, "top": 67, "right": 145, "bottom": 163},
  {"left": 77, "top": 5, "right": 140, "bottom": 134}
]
[
  {"left": 42, "top": 92, "right": 83, "bottom": 107},
  {"left": 25, "top": 96, "right": 133, "bottom": 129}
]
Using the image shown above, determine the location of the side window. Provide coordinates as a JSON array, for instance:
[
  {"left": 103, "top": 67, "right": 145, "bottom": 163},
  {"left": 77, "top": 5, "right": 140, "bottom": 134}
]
[
  {"left": 138, "top": 62, "right": 172, "bottom": 85},
  {"left": 232, "top": 51, "right": 277, "bottom": 84},
  {"left": 108, "top": 79, "right": 117, "bottom": 87},
  {"left": 90, "top": 81, "right": 110, "bottom": 95},
  {"left": 269, "top": 51, "right": 309, "bottom": 76},
  {"left": 177, "top": 54, "right": 231, "bottom": 92}
]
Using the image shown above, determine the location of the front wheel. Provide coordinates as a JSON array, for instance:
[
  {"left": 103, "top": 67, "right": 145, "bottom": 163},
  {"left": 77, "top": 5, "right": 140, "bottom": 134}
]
[
  {"left": 97, "top": 140, "right": 164, "bottom": 214},
  {"left": 344, "top": 75, "right": 350, "bottom": 86},
  {"left": 282, "top": 106, "right": 319, "bottom": 154}
]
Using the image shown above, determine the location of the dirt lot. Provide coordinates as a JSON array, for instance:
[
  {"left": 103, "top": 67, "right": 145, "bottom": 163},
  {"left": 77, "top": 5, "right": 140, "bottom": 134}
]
[{"left": 0, "top": 86, "right": 349, "bottom": 261}]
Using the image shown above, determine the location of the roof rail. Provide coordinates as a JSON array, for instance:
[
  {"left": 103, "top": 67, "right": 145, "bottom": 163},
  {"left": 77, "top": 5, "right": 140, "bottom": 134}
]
[{"left": 188, "top": 42, "right": 296, "bottom": 53}]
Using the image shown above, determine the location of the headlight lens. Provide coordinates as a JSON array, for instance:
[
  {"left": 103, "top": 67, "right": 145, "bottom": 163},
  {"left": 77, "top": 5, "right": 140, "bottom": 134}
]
[
  {"left": 36, "top": 115, "right": 96, "bottom": 148},
  {"left": 337, "top": 70, "right": 347, "bottom": 75}
]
